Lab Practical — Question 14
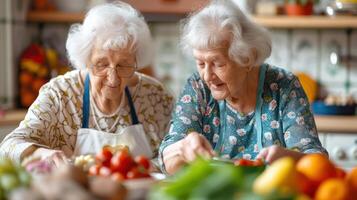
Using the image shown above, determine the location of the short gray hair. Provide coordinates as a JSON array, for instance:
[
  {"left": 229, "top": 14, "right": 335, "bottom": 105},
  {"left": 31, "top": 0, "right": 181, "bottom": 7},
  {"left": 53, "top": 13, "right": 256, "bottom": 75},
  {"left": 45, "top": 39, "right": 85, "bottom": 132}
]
[
  {"left": 66, "top": 1, "right": 153, "bottom": 69},
  {"left": 181, "top": 0, "right": 271, "bottom": 67}
]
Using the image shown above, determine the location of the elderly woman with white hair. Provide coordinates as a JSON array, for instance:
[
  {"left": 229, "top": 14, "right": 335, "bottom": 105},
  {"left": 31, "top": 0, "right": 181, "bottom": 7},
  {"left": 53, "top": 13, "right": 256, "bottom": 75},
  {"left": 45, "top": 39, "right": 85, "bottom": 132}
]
[
  {"left": 159, "top": 0, "right": 327, "bottom": 174},
  {"left": 0, "top": 2, "right": 174, "bottom": 167}
]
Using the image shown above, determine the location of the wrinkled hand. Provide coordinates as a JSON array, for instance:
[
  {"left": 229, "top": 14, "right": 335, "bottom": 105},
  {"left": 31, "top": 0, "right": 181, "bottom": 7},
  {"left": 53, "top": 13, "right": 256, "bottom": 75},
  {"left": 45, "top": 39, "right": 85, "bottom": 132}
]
[
  {"left": 180, "top": 132, "right": 215, "bottom": 162},
  {"left": 30, "top": 148, "right": 69, "bottom": 168},
  {"left": 256, "top": 145, "right": 304, "bottom": 164},
  {"left": 163, "top": 132, "right": 215, "bottom": 174}
]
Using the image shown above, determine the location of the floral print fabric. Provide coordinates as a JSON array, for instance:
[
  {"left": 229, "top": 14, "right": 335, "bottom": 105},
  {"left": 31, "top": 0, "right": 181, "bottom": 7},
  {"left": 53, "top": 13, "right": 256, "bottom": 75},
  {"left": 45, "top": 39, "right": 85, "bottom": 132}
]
[
  {"left": 0, "top": 70, "right": 174, "bottom": 162},
  {"left": 159, "top": 64, "right": 327, "bottom": 171}
]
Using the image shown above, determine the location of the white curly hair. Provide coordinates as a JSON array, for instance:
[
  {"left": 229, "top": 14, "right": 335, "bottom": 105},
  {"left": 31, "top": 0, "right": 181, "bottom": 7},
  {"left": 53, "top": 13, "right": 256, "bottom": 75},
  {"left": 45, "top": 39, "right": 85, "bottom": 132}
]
[
  {"left": 180, "top": 0, "right": 271, "bottom": 67},
  {"left": 66, "top": 1, "right": 153, "bottom": 69}
]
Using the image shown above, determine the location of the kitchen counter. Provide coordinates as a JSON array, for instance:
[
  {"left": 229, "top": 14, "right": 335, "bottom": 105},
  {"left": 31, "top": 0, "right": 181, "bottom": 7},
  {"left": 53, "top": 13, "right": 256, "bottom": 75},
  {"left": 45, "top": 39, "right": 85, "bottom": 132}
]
[
  {"left": 0, "top": 109, "right": 27, "bottom": 126},
  {"left": 0, "top": 109, "right": 357, "bottom": 133},
  {"left": 314, "top": 115, "right": 357, "bottom": 134}
]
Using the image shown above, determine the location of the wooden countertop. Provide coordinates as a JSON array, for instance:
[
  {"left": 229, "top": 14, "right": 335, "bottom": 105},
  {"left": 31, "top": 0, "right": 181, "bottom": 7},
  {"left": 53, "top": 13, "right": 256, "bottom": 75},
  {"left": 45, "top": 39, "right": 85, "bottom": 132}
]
[
  {"left": 0, "top": 110, "right": 357, "bottom": 133},
  {"left": 314, "top": 115, "right": 357, "bottom": 134},
  {"left": 0, "top": 110, "right": 27, "bottom": 126}
]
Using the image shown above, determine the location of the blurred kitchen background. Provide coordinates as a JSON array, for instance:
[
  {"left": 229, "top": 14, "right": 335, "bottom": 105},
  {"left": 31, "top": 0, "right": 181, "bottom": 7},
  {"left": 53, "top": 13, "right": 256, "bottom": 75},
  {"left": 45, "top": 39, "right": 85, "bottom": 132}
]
[{"left": 1, "top": 0, "right": 357, "bottom": 169}]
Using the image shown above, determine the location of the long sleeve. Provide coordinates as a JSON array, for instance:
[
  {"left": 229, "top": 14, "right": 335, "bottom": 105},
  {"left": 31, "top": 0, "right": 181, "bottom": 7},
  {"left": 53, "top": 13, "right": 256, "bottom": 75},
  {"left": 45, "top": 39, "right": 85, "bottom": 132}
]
[
  {"left": 0, "top": 84, "right": 64, "bottom": 162},
  {"left": 280, "top": 76, "right": 328, "bottom": 155},
  {"left": 158, "top": 73, "right": 215, "bottom": 172}
]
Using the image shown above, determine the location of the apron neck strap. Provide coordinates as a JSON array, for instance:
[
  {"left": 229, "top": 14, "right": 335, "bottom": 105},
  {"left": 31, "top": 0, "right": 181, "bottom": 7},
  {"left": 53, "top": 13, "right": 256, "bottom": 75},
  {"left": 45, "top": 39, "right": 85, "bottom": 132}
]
[
  {"left": 82, "top": 74, "right": 90, "bottom": 128},
  {"left": 214, "top": 100, "right": 226, "bottom": 155},
  {"left": 125, "top": 87, "right": 139, "bottom": 125},
  {"left": 81, "top": 74, "right": 140, "bottom": 128}
]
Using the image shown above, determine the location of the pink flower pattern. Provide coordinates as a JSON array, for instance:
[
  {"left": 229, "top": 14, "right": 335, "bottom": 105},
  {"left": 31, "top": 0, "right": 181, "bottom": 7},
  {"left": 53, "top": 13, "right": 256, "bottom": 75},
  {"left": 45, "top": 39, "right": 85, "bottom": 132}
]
[{"left": 160, "top": 64, "right": 327, "bottom": 172}]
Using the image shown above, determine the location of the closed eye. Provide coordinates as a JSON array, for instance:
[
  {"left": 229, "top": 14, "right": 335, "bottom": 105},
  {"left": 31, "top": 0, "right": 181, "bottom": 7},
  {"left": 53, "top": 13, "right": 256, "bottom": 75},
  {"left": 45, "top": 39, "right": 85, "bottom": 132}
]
[
  {"left": 96, "top": 62, "right": 109, "bottom": 68},
  {"left": 214, "top": 62, "right": 225, "bottom": 68},
  {"left": 197, "top": 62, "right": 205, "bottom": 68}
]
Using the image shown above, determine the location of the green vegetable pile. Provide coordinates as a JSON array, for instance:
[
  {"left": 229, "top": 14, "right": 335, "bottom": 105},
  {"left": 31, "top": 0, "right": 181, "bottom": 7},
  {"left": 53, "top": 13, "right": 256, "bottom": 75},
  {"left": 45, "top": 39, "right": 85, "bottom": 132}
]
[
  {"left": 149, "top": 159, "right": 268, "bottom": 200},
  {"left": 0, "top": 158, "right": 31, "bottom": 200}
]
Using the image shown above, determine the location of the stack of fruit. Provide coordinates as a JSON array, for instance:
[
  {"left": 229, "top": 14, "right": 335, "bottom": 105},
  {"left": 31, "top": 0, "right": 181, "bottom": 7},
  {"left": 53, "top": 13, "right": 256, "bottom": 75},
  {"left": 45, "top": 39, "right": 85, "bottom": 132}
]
[
  {"left": 253, "top": 154, "right": 357, "bottom": 200},
  {"left": 87, "top": 146, "right": 151, "bottom": 181},
  {"left": 19, "top": 44, "right": 71, "bottom": 107},
  {"left": 0, "top": 158, "right": 31, "bottom": 199},
  {"left": 19, "top": 44, "right": 50, "bottom": 107}
]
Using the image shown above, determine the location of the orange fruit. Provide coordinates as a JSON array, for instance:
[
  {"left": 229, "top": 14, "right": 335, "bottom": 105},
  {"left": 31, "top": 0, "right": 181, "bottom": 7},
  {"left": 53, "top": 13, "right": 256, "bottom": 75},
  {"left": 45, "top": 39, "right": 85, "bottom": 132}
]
[
  {"left": 315, "top": 178, "right": 350, "bottom": 200},
  {"left": 296, "top": 171, "right": 317, "bottom": 197},
  {"left": 296, "top": 72, "right": 317, "bottom": 103},
  {"left": 21, "top": 91, "right": 36, "bottom": 107},
  {"left": 19, "top": 71, "right": 33, "bottom": 85},
  {"left": 336, "top": 167, "right": 347, "bottom": 179},
  {"left": 32, "top": 78, "right": 47, "bottom": 92},
  {"left": 296, "top": 154, "right": 337, "bottom": 186},
  {"left": 346, "top": 167, "right": 357, "bottom": 199}
]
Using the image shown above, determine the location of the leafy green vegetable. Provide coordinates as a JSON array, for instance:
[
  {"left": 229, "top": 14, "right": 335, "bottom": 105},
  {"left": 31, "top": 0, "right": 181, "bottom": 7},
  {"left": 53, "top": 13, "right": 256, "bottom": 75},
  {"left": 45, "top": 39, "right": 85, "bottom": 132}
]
[
  {"left": 149, "top": 159, "right": 266, "bottom": 200},
  {"left": 190, "top": 163, "right": 243, "bottom": 199},
  {"left": 162, "top": 159, "right": 214, "bottom": 199}
]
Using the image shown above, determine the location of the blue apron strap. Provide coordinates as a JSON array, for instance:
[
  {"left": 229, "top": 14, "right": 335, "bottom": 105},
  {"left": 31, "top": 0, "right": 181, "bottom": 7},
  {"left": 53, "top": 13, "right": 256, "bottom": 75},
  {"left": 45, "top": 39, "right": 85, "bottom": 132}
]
[
  {"left": 255, "top": 64, "right": 268, "bottom": 150},
  {"left": 125, "top": 86, "right": 139, "bottom": 125},
  {"left": 214, "top": 100, "right": 226, "bottom": 155},
  {"left": 82, "top": 74, "right": 90, "bottom": 128}
]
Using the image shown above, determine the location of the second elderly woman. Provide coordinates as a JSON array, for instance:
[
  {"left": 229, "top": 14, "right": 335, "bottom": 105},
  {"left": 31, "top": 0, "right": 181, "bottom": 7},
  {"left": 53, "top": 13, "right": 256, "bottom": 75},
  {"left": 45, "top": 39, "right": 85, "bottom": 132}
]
[
  {"left": 0, "top": 2, "right": 174, "bottom": 167},
  {"left": 160, "top": 0, "right": 327, "bottom": 174}
]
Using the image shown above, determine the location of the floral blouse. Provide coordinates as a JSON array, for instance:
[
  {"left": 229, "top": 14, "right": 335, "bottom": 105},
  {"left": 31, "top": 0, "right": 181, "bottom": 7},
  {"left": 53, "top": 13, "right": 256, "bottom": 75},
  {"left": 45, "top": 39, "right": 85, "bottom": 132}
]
[
  {"left": 159, "top": 64, "right": 327, "bottom": 171},
  {"left": 0, "top": 70, "right": 174, "bottom": 162}
]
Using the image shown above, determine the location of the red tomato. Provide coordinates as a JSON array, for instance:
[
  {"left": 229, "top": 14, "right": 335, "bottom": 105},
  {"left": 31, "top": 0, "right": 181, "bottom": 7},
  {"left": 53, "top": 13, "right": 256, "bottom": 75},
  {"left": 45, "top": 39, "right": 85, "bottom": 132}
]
[
  {"left": 110, "top": 150, "right": 135, "bottom": 175},
  {"left": 234, "top": 158, "right": 264, "bottom": 167},
  {"left": 96, "top": 148, "right": 113, "bottom": 167},
  {"left": 89, "top": 165, "right": 101, "bottom": 176},
  {"left": 127, "top": 167, "right": 151, "bottom": 179},
  {"left": 135, "top": 156, "right": 151, "bottom": 170},
  {"left": 111, "top": 172, "right": 125, "bottom": 182},
  {"left": 127, "top": 167, "right": 142, "bottom": 179},
  {"left": 99, "top": 166, "right": 112, "bottom": 176}
]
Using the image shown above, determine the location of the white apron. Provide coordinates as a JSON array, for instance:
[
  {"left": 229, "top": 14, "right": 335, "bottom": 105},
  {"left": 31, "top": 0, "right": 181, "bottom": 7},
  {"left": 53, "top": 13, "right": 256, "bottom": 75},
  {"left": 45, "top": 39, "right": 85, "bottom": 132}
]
[{"left": 73, "top": 74, "right": 153, "bottom": 158}]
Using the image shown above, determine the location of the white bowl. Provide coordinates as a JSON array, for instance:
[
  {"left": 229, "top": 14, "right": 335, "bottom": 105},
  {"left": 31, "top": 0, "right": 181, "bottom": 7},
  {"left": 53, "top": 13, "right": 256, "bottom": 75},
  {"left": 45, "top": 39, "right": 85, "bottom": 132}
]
[{"left": 123, "top": 173, "right": 166, "bottom": 200}]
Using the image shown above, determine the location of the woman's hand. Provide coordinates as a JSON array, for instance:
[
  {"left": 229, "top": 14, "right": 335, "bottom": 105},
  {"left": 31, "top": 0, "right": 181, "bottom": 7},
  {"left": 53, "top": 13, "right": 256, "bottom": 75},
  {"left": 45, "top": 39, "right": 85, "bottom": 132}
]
[
  {"left": 29, "top": 148, "right": 69, "bottom": 168},
  {"left": 163, "top": 132, "right": 215, "bottom": 175},
  {"left": 181, "top": 132, "right": 215, "bottom": 162},
  {"left": 256, "top": 145, "right": 305, "bottom": 164}
]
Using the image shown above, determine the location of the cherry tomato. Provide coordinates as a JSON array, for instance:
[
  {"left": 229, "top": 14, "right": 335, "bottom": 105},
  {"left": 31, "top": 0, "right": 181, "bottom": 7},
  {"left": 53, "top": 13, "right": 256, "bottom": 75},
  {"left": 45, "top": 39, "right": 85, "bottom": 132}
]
[
  {"left": 99, "top": 166, "right": 112, "bottom": 176},
  {"left": 127, "top": 167, "right": 151, "bottom": 179},
  {"left": 96, "top": 148, "right": 113, "bottom": 167},
  {"left": 134, "top": 155, "right": 151, "bottom": 170},
  {"left": 234, "top": 158, "right": 264, "bottom": 167},
  {"left": 89, "top": 165, "right": 101, "bottom": 176},
  {"left": 111, "top": 172, "right": 125, "bottom": 182},
  {"left": 110, "top": 149, "right": 135, "bottom": 175},
  {"left": 126, "top": 167, "right": 142, "bottom": 179}
]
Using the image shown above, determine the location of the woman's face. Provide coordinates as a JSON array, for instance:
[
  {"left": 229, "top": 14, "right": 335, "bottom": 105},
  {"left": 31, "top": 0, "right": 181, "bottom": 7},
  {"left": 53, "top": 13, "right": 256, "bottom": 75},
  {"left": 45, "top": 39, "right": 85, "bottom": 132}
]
[
  {"left": 193, "top": 48, "right": 248, "bottom": 100},
  {"left": 88, "top": 44, "right": 136, "bottom": 101}
]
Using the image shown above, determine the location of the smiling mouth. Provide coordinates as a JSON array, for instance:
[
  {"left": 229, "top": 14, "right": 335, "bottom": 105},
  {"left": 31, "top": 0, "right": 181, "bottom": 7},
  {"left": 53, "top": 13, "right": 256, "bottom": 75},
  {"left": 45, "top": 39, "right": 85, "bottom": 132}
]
[
  {"left": 105, "top": 84, "right": 120, "bottom": 89},
  {"left": 210, "top": 83, "right": 224, "bottom": 90}
]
